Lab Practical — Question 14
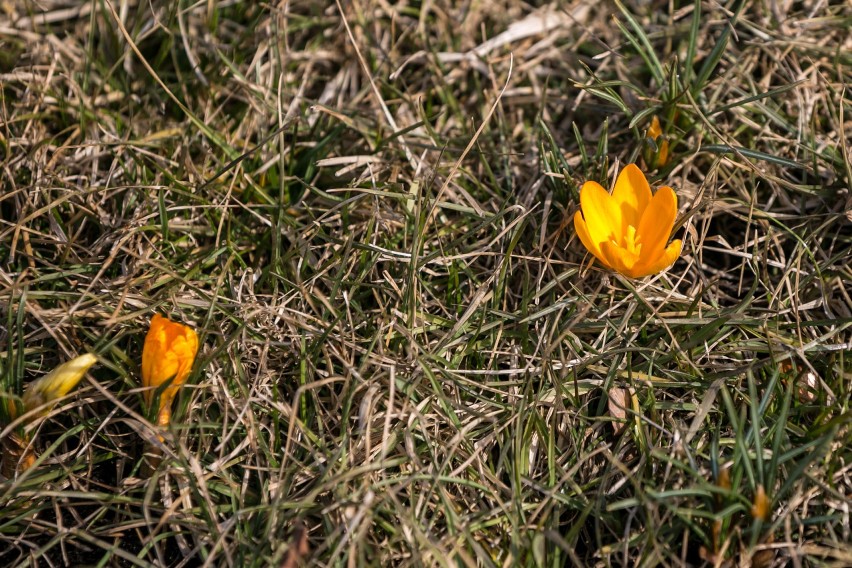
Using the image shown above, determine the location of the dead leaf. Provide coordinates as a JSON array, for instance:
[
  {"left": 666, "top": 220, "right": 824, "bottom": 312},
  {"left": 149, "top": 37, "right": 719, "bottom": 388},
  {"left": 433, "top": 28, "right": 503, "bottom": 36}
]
[
  {"left": 796, "top": 368, "right": 819, "bottom": 403},
  {"left": 780, "top": 361, "right": 820, "bottom": 403},
  {"left": 751, "top": 534, "right": 776, "bottom": 568},
  {"left": 608, "top": 387, "right": 632, "bottom": 435},
  {"left": 281, "top": 524, "right": 309, "bottom": 568}
]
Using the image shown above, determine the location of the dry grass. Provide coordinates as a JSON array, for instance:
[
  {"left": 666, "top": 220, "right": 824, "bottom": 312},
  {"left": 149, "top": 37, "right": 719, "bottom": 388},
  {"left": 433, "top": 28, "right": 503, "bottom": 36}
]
[{"left": 1, "top": 0, "right": 850, "bottom": 566}]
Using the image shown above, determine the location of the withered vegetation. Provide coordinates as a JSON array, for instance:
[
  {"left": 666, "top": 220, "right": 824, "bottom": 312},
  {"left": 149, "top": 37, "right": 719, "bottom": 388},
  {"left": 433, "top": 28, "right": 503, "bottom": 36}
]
[{"left": 1, "top": 0, "right": 850, "bottom": 565}]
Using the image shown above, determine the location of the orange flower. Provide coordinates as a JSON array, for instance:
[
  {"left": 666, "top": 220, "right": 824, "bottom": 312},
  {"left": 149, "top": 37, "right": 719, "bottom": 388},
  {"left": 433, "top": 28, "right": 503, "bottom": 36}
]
[
  {"left": 574, "top": 163, "right": 682, "bottom": 278},
  {"left": 647, "top": 115, "right": 669, "bottom": 167},
  {"left": 751, "top": 485, "right": 771, "bottom": 522},
  {"left": 142, "top": 314, "right": 198, "bottom": 427}
]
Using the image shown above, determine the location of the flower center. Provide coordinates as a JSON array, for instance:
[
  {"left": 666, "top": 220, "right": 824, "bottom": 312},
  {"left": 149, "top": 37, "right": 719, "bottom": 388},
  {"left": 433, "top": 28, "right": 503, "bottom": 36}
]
[
  {"left": 622, "top": 225, "right": 641, "bottom": 256},
  {"left": 609, "top": 225, "right": 642, "bottom": 267}
]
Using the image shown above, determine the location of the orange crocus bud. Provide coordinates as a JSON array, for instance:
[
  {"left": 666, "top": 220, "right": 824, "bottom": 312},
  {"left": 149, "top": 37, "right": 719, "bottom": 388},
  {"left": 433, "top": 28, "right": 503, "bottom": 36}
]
[
  {"left": 716, "top": 466, "right": 731, "bottom": 491},
  {"left": 751, "top": 484, "right": 771, "bottom": 522},
  {"left": 141, "top": 314, "right": 198, "bottom": 428},
  {"left": 647, "top": 115, "right": 663, "bottom": 140},
  {"left": 648, "top": 116, "right": 669, "bottom": 163},
  {"left": 646, "top": 115, "right": 670, "bottom": 168},
  {"left": 574, "top": 163, "right": 682, "bottom": 278}
]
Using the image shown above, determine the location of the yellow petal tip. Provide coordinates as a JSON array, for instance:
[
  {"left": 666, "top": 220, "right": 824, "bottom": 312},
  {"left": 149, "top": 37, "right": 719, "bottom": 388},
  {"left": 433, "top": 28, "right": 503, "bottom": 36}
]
[{"left": 21, "top": 353, "right": 98, "bottom": 415}]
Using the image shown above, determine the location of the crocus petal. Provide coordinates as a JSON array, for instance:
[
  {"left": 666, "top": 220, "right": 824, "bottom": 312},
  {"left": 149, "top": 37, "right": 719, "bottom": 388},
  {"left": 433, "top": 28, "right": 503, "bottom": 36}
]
[
  {"left": 612, "top": 163, "right": 652, "bottom": 231},
  {"left": 657, "top": 140, "right": 669, "bottom": 167},
  {"left": 574, "top": 211, "right": 611, "bottom": 269},
  {"left": 648, "top": 116, "right": 662, "bottom": 139},
  {"left": 600, "top": 241, "right": 633, "bottom": 276},
  {"left": 579, "top": 180, "right": 621, "bottom": 248},
  {"left": 142, "top": 314, "right": 198, "bottom": 412},
  {"left": 21, "top": 353, "right": 98, "bottom": 416},
  {"left": 632, "top": 239, "right": 682, "bottom": 278},
  {"left": 637, "top": 185, "right": 678, "bottom": 259}
]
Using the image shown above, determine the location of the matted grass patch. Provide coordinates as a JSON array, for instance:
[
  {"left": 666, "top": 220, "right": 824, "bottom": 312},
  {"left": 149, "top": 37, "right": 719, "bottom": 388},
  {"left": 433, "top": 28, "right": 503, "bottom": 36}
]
[{"left": 1, "top": 0, "right": 850, "bottom": 565}]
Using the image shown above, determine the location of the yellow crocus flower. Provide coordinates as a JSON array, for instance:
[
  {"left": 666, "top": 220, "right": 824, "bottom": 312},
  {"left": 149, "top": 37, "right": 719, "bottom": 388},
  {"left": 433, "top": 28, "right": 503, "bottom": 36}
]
[
  {"left": 18, "top": 353, "right": 98, "bottom": 418},
  {"left": 141, "top": 314, "right": 198, "bottom": 428},
  {"left": 574, "top": 163, "right": 682, "bottom": 278},
  {"left": 2, "top": 353, "right": 97, "bottom": 476}
]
